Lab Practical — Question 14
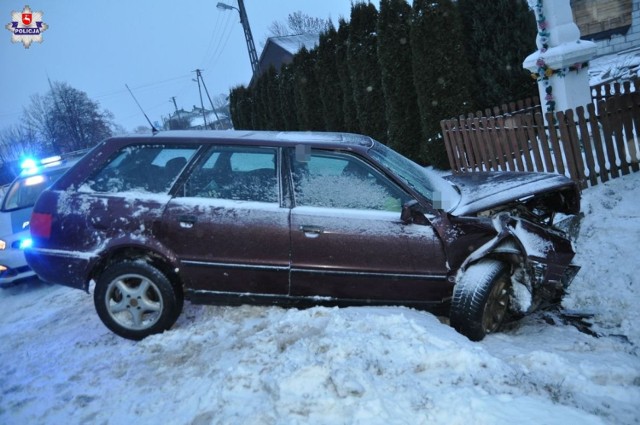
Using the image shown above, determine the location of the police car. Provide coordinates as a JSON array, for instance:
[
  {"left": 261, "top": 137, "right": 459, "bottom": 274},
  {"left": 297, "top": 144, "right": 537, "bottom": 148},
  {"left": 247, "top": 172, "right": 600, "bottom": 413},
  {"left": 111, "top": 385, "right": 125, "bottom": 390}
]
[{"left": 0, "top": 152, "right": 85, "bottom": 287}]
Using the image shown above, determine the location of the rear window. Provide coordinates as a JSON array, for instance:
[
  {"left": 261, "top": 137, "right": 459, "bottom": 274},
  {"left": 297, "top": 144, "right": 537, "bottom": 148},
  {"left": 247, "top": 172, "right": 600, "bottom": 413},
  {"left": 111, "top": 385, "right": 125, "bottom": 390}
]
[
  {"left": 82, "top": 145, "right": 198, "bottom": 194},
  {"left": 1, "top": 168, "right": 68, "bottom": 211}
]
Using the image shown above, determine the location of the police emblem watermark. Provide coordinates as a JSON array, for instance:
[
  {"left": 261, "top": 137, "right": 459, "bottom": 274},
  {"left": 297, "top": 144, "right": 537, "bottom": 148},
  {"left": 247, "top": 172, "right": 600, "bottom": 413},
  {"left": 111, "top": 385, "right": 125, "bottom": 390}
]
[{"left": 5, "top": 5, "right": 48, "bottom": 48}]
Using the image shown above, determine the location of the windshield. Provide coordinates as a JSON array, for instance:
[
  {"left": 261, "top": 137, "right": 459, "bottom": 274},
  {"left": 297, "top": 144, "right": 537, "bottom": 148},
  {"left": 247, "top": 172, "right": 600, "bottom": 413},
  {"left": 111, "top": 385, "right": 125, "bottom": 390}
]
[
  {"left": 1, "top": 168, "right": 68, "bottom": 211},
  {"left": 369, "top": 142, "right": 460, "bottom": 211}
]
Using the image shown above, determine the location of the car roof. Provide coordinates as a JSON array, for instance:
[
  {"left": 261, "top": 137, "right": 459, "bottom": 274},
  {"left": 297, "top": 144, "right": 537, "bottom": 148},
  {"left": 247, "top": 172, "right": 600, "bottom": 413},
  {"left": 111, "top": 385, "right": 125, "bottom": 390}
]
[{"left": 106, "top": 130, "right": 376, "bottom": 150}]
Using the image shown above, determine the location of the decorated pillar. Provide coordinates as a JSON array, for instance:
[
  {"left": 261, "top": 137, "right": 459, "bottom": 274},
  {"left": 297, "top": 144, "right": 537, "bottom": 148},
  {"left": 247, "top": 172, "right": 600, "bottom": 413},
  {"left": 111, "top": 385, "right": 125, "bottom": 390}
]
[{"left": 523, "top": 0, "right": 596, "bottom": 115}]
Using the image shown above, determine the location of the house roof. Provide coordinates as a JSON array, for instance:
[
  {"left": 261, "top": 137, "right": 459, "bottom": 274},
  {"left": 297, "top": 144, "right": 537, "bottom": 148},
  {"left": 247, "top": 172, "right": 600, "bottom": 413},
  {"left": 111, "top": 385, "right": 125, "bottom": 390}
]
[
  {"left": 269, "top": 33, "right": 320, "bottom": 55},
  {"left": 253, "top": 33, "right": 320, "bottom": 84}
]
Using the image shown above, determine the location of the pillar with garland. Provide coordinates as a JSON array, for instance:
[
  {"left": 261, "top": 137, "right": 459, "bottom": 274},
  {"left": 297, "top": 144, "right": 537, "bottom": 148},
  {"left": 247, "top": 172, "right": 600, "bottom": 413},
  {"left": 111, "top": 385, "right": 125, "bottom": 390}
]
[{"left": 523, "top": 0, "right": 596, "bottom": 115}]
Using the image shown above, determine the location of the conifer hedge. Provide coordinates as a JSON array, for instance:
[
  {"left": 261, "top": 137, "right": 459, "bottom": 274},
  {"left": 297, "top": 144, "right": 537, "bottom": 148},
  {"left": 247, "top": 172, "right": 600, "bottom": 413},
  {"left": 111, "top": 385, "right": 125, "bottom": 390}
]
[{"left": 229, "top": 0, "right": 537, "bottom": 169}]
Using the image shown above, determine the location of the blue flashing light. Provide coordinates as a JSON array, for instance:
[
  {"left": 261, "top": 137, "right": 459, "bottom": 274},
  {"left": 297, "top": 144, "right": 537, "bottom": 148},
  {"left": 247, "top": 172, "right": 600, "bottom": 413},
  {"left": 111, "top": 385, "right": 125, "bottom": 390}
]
[
  {"left": 20, "top": 158, "right": 37, "bottom": 170},
  {"left": 19, "top": 238, "right": 33, "bottom": 249}
]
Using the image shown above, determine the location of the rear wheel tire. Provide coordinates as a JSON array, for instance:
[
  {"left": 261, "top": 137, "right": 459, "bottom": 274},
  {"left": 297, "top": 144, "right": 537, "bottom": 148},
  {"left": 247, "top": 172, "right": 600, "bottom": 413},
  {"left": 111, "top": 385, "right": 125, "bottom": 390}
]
[
  {"left": 450, "top": 259, "right": 511, "bottom": 341},
  {"left": 94, "top": 261, "right": 182, "bottom": 340}
]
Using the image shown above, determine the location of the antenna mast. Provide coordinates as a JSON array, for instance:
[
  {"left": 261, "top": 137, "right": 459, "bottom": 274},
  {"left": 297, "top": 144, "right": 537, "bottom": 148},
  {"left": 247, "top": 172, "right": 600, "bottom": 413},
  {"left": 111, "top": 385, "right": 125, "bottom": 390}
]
[{"left": 125, "top": 84, "right": 158, "bottom": 133}]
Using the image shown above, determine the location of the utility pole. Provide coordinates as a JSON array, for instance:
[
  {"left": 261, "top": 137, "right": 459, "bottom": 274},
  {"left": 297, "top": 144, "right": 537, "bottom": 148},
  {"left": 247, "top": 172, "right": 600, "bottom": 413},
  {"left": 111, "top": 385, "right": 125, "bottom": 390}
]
[
  {"left": 170, "top": 96, "right": 183, "bottom": 120},
  {"left": 193, "top": 69, "right": 209, "bottom": 129},
  {"left": 198, "top": 71, "right": 222, "bottom": 129},
  {"left": 217, "top": 1, "right": 259, "bottom": 77},
  {"left": 193, "top": 69, "right": 222, "bottom": 129}
]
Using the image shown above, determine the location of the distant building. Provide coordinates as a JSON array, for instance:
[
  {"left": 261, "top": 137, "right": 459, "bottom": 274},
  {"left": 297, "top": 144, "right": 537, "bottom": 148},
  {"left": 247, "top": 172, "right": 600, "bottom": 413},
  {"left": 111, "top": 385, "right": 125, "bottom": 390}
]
[
  {"left": 572, "top": 0, "right": 640, "bottom": 56},
  {"left": 251, "top": 33, "right": 320, "bottom": 85},
  {"left": 164, "top": 105, "right": 233, "bottom": 131}
]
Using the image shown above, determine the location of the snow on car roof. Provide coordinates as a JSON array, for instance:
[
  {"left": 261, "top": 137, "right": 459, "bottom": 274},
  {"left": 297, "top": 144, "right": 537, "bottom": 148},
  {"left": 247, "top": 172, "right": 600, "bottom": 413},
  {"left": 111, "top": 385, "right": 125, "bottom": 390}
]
[{"left": 117, "top": 130, "right": 375, "bottom": 148}]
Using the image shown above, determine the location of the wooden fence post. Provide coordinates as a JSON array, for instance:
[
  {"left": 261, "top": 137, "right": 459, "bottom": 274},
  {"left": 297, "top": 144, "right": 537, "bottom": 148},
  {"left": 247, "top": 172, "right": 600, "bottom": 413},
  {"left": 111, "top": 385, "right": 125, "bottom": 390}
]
[
  {"left": 587, "top": 102, "right": 609, "bottom": 183},
  {"left": 575, "top": 106, "right": 598, "bottom": 186},
  {"left": 620, "top": 88, "right": 639, "bottom": 173},
  {"left": 441, "top": 119, "right": 459, "bottom": 172},
  {"left": 546, "top": 112, "right": 565, "bottom": 175}
]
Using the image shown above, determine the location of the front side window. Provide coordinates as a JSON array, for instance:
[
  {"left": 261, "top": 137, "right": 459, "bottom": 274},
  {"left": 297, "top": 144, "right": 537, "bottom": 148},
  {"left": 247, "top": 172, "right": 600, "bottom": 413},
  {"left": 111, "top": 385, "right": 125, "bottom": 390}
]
[
  {"left": 84, "top": 145, "right": 198, "bottom": 194},
  {"left": 369, "top": 142, "right": 460, "bottom": 211},
  {"left": 291, "top": 150, "right": 408, "bottom": 211},
  {"left": 182, "top": 146, "right": 278, "bottom": 203}
]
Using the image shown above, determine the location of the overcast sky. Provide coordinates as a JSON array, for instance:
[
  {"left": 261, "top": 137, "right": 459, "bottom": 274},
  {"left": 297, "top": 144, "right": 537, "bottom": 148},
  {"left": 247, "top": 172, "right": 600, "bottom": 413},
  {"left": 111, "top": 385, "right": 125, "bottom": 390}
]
[{"left": 1, "top": 1, "right": 378, "bottom": 133}]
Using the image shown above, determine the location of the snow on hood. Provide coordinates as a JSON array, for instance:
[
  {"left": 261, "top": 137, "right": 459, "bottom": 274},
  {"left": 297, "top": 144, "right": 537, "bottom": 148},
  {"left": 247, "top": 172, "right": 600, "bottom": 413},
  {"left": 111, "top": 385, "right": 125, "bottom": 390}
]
[{"left": 445, "top": 172, "right": 575, "bottom": 216}]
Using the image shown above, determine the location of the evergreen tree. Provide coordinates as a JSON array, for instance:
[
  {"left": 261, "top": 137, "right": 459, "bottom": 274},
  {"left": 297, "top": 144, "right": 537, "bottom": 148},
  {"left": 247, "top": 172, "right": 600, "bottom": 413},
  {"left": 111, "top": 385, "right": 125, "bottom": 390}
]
[
  {"left": 252, "top": 77, "right": 267, "bottom": 129},
  {"left": 411, "top": 0, "right": 475, "bottom": 168},
  {"left": 458, "top": 0, "right": 537, "bottom": 109},
  {"left": 348, "top": 3, "right": 387, "bottom": 143},
  {"left": 316, "top": 23, "right": 345, "bottom": 131},
  {"left": 229, "top": 86, "right": 252, "bottom": 129},
  {"left": 378, "top": 0, "right": 423, "bottom": 162},
  {"left": 266, "top": 67, "right": 286, "bottom": 130},
  {"left": 335, "top": 19, "right": 359, "bottom": 133},
  {"left": 278, "top": 64, "right": 299, "bottom": 130},
  {"left": 255, "top": 67, "right": 282, "bottom": 130},
  {"left": 249, "top": 84, "right": 260, "bottom": 130},
  {"left": 293, "top": 47, "right": 325, "bottom": 130}
]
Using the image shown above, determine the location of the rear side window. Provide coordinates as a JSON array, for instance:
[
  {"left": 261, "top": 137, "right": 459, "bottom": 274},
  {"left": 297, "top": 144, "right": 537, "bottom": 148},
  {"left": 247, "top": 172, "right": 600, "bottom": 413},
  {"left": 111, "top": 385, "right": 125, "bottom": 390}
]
[
  {"left": 83, "top": 145, "right": 198, "bottom": 194},
  {"left": 181, "top": 146, "right": 278, "bottom": 203}
]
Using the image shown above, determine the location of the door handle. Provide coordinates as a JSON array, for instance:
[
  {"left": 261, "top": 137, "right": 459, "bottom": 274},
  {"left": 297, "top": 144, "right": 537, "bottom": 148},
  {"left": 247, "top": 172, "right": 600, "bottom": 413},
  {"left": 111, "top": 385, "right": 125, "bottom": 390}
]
[
  {"left": 300, "top": 225, "right": 324, "bottom": 237},
  {"left": 178, "top": 215, "right": 197, "bottom": 228}
]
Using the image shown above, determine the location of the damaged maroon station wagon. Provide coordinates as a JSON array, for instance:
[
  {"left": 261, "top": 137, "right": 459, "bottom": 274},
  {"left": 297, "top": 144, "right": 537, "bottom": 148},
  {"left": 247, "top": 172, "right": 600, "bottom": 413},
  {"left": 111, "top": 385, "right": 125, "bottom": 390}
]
[{"left": 25, "top": 131, "right": 580, "bottom": 341}]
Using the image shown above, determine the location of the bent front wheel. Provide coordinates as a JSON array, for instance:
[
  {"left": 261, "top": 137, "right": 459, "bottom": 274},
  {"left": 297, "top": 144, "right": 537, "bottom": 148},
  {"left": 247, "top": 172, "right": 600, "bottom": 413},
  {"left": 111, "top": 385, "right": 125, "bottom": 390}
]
[{"left": 450, "top": 259, "right": 511, "bottom": 341}]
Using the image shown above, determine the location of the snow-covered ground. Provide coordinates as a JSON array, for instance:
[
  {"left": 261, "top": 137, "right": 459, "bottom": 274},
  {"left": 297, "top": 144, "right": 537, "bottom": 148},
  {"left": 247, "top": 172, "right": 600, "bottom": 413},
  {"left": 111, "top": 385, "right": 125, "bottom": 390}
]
[{"left": 0, "top": 170, "right": 638, "bottom": 424}]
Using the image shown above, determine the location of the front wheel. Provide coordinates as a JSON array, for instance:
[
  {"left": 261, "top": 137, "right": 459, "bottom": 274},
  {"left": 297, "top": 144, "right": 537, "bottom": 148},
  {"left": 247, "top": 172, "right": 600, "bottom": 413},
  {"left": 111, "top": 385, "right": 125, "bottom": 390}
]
[
  {"left": 450, "top": 259, "right": 511, "bottom": 341},
  {"left": 94, "top": 261, "right": 182, "bottom": 340}
]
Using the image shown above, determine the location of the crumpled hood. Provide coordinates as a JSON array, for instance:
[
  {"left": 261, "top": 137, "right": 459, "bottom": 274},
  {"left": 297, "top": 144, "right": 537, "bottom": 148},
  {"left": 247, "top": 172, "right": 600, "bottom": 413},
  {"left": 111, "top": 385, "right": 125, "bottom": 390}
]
[{"left": 444, "top": 171, "right": 578, "bottom": 216}]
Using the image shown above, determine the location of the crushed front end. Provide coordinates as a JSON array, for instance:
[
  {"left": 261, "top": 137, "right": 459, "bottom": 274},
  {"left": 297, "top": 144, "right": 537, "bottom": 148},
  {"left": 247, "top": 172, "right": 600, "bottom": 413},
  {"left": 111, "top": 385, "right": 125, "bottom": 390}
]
[{"left": 442, "top": 172, "right": 582, "bottom": 314}]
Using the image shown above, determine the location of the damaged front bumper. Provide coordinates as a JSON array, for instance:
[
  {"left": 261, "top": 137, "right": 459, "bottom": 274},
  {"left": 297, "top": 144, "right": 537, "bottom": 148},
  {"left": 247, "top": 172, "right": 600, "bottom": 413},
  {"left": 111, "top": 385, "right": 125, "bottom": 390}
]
[{"left": 460, "top": 212, "right": 581, "bottom": 305}]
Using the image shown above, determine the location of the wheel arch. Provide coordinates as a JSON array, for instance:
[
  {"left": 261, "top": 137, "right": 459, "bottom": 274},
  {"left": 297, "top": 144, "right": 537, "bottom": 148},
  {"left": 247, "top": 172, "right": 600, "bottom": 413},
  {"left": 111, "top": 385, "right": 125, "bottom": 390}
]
[
  {"left": 90, "top": 245, "right": 183, "bottom": 296},
  {"left": 459, "top": 236, "right": 525, "bottom": 276}
]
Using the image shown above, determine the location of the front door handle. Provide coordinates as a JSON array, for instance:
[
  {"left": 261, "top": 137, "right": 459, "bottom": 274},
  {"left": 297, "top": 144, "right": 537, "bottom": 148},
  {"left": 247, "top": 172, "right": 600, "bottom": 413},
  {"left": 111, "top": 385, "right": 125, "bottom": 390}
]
[{"left": 300, "top": 225, "right": 324, "bottom": 238}]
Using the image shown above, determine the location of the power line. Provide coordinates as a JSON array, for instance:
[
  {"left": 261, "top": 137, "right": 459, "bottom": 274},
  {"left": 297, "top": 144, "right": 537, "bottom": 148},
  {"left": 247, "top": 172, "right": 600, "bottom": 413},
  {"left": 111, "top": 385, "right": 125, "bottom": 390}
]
[
  {"left": 202, "top": 12, "right": 237, "bottom": 70},
  {"left": 200, "top": 11, "right": 230, "bottom": 68},
  {"left": 93, "top": 74, "right": 193, "bottom": 100}
]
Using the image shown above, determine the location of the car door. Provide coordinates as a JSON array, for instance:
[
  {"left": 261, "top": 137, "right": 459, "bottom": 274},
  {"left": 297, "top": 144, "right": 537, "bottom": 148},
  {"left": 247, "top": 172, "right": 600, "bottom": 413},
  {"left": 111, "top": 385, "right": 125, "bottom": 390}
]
[
  {"left": 288, "top": 149, "right": 451, "bottom": 303},
  {"left": 161, "top": 145, "right": 290, "bottom": 295}
]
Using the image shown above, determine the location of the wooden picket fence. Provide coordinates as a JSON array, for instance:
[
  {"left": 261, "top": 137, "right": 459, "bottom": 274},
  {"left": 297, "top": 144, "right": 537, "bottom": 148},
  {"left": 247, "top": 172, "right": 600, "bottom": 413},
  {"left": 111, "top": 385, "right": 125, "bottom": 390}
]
[{"left": 440, "top": 79, "right": 640, "bottom": 188}]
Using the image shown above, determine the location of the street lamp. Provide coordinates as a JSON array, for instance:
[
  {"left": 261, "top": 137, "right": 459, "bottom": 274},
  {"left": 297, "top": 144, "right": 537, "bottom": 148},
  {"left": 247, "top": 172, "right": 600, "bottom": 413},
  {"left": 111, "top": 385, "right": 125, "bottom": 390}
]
[
  {"left": 217, "top": 1, "right": 259, "bottom": 77},
  {"left": 215, "top": 2, "right": 235, "bottom": 11}
]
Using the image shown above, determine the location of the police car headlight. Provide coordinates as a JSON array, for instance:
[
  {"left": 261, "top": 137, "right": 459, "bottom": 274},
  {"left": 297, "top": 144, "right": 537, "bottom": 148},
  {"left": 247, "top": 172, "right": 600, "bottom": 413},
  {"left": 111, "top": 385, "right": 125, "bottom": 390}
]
[{"left": 0, "top": 240, "right": 6, "bottom": 250}]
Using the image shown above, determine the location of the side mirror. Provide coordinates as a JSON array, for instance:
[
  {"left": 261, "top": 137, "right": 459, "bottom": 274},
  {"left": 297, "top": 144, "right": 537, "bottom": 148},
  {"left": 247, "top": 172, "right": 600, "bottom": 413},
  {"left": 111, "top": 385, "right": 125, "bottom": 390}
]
[{"left": 401, "top": 200, "right": 428, "bottom": 225}]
